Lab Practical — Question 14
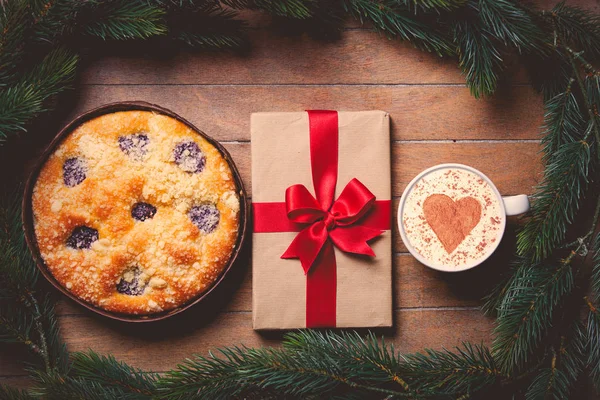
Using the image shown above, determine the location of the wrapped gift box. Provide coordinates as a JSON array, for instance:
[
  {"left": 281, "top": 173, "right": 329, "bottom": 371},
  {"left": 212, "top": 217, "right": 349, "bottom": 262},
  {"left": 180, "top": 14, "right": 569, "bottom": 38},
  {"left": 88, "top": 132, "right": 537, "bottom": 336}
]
[{"left": 251, "top": 110, "right": 392, "bottom": 329}]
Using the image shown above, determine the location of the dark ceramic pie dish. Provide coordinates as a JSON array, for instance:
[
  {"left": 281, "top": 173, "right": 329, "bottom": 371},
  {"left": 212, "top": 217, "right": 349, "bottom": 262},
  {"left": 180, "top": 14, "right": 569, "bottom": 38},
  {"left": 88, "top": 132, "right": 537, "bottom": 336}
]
[{"left": 22, "top": 101, "right": 249, "bottom": 322}]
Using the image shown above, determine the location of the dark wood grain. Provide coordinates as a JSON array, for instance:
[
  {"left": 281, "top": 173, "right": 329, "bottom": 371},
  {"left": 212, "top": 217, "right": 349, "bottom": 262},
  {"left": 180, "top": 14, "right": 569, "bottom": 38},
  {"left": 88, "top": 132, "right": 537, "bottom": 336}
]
[
  {"left": 40, "top": 310, "right": 495, "bottom": 372},
  {"left": 223, "top": 141, "right": 543, "bottom": 198},
  {"left": 81, "top": 30, "right": 467, "bottom": 85},
  {"left": 71, "top": 84, "right": 544, "bottom": 141}
]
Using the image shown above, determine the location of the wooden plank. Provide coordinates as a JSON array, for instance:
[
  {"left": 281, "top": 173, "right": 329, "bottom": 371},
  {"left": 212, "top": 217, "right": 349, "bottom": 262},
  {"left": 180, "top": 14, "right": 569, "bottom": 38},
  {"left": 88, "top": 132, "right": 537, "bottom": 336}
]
[
  {"left": 52, "top": 250, "right": 483, "bottom": 322},
  {"left": 0, "top": 376, "right": 33, "bottom": 389},
  {"left": 2, "top": 310, "right": 493, "bottom": 375},
  {"left": 221, "top": 141, "right": 543, "bottom": 198},
  {"left": 47, "top": 310, "right": 492, "bottom": 372},
  {"left": 79, "top": 30, "right": 474, "bottom": 85},
  {"left": 392, "top": 142, "right": 543, "bottom": 196},
  {"left": 71, "top": 84, "right": 544, "bottom": 141}
]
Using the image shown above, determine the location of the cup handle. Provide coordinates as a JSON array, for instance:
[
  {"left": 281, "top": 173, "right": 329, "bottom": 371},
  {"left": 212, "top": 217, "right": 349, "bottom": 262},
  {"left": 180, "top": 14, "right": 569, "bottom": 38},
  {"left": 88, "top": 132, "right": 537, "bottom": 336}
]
[{"left": 502, "top": 195, "right": 530, "bottom": 216}]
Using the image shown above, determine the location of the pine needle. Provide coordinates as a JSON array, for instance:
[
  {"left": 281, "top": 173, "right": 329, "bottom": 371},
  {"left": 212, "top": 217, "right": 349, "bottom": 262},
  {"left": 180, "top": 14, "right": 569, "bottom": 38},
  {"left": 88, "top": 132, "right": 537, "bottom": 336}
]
[
  {"left": 551, "top": 1, "right": 600, "bottom": 62},
  {"left": 525, "top": 323, "right": 585, "bottom": 400},
  {"left": 342, "top": 0, "right": 454, "bottom": 57},
  {"left": 517, "top": 140, "right": 591, "bottom": 262},
  {"left": 476, "top": 0, "right": 546, "bottom": 54},
  {"left": 493, "top": 262, "right": 574, "bottom": 374},
  {"left": 84, "top": 1, "right": 167, "bottom": 41},
  {"left": 454, "top": 19, "right": 503, "bottom": 98},
  {"left": 0, "top": 48, "right": 78, "bottom": 142},
  {"left": 401, "top": 0, "right": 467, "bottom": 13}
]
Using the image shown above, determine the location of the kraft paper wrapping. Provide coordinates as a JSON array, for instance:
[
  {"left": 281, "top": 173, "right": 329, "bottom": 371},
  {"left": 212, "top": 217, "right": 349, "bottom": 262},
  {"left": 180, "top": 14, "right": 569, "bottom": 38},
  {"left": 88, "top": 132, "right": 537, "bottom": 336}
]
[{"left": 251, "top": 111, "right": 392, "bottom": 330}]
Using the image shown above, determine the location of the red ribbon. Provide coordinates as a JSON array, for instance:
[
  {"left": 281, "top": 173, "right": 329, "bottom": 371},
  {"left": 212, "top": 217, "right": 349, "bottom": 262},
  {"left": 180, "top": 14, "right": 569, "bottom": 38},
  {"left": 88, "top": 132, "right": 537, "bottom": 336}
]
[{"left": 252, "top": 110, "right": 391, "bottom": 327}]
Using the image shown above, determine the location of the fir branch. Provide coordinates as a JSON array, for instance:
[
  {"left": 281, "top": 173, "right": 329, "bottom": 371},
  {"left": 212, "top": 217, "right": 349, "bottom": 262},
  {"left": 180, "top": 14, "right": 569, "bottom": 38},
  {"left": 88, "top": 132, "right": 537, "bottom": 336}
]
[
  {"left": 0, "top": 184, "right": 38, "bottom": 289},
  {"left": 493, "top": 261, "right": 574, "bottom": 374},
  {"left": 159, "top": 338, "right": 411, "bottom": 399},
  {"left": 38, "top": 294, "right": 70, "bottom": 374},
  {"left": 483, "top": 257, "right": 530, "bottom": 316},
  {"left": 30, "top": 370, "right": 151, "bottom": 400},
  {"left": 565, "top": 48, "right": 600, "bottom": 150},
  {"left": 0, "top": 185, "right": 65, "bottom": 373},
  {"left": 586, "top": 235, "right": 600, "bottom": 391},
  {"left": 0, "top": 384, "right": 34, "bottom": 400},
  {"left": 517, "top": 140, "right": 592, "bottom": 262},
  {"left": 69, "top": 351, "right": 159, "bottom": 398},
  {"left": 476, "top": 0, "right": 546, "bottom": 54},
  {"left": 540, "top": 79, "right": 584, "bottom": 160},
  {"left": 342, "top": 0, "right": 454, "bottom": 57},
  {"left": 222, "top": 0, "right": 315, "bottom": 19},
  {"left": 525, "top": 323, "right": 586, "bottom": 400},
  {"left": 166, "top": 6, "right": 247, "bottom": 49},
  {"left": 401, "top": 343, "right": 503, "bottom": 397},
  {"left": 550, "top": 1, "right": 600, "bottom": 62},
  {"left": 401, "top": 0, "right": 468, "bottom": 13},
  {"left": 454, "top": 19, "right": 503, "bottom": 98},
  {"left": 84, "top": 1, "right": 167, "bottom": 41},
  {"left": 0, "top": 0, "right": 31, "bottom": 86},
  {"left": 0, "top": 47, "right": 78, "bottom": 142},
  {"left": 30, "top": 0, "right": 89, "bottom": 45},
  {"left": 283, "top": 330, "right": 410, "bottom": 391},
  {"left": 590, "top": 234, "right": 600, "bottom": 302},
  {"left": 587, "top": 302, "right": 600, "bottom": 392}
]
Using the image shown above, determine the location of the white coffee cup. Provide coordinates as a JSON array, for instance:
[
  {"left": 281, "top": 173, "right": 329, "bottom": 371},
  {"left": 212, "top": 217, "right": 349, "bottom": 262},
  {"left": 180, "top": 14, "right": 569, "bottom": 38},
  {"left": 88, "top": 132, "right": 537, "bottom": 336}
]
[{"left": 397, "top": 163, "right": 529, "bottom": 272}]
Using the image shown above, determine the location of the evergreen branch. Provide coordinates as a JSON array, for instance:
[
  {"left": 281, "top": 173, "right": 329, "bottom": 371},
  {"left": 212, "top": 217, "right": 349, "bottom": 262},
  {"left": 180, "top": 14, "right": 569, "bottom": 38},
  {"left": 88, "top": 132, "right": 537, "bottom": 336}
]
[
  {"left": 454, "top": 19, "right": 503, "bottom": 98},
  {"left": 401, "top": 342, "right": 503, "bottom": 396},
  {"left": 0, "top": 185, "right": 61, "bottom": 373},
  {"left": 342, "top": 0, "right": 455, "bottom": 57},
  {"left": 39, "top": 293, "right": 70, "bottom": 374},
  {"left": 221, "top": 0, "right": 315, "bottom": 19},
  {"left": 587, "top": 305, "right": 600, "bottom": 392},
  {"left": 0, "top": 184, "right": 38, "bottom": 288},
  {"left": 590, "top": 234, "right": 600, "bottom": 302},
  {"left": 540, "top": 79, "right": 584, "bottom": 160},
  {"left": 30, "top": 0, "right": 90, "bottom": 45},
  {"left": 0, "top": 47, "right": 78, "bottom": 142},
  {"left": 166, "top": 7, "right": 247, "bottom": 49},
  {"left": 476, "top": 0, "right": 546, "bottom": 54},
  {"left": 401, "top": 0, "right": 467, "bottom": 13},
  {"left": 585, "top": 69, "right": 600, "bottom": 153},
  {"left": 586, "top": 235, "right": 600, "bottom": 392},
  {"left": 282, "top": 330, "right": 410, "bottom": 390},
  {"left": 159, "top": 333, "right": 413, "bottom": 399},
  {"left": 70, "top": 351, "right": 159, "bottom": 397},
  {"left": 483, "top": 257, "right": 530, "bottom": 316},
  {"left": 525, "top": 323, "right": 585, "bottom": 400},
  {"left": 0, "top": 312, "right": 42, "bottom": 356},
  {"left": 549, "top": 2, "right": 600, "bottom": 62},
  {"left": 22, "top": 291, "right": 50, "bottom": 372},
  {"left": 565, "top": 48, "right": 600, "bottom": 148},
  {"left": 0, "top": 384, "right": 34, "bottom": 400},
  {"left": 517, "top": 140, "right": 591, "bottom": 262},
  {"left": 492, "top": 261, "right": 574, "bottom": 374},
  {"left": 0, "top": 0, "right": 30, "bottom": 86},
  {"left": 84, "top": 1, "right": 167, "bottom": 41},
  {"left": 30, "top": 370, "right": 152, "bottom": 400}
]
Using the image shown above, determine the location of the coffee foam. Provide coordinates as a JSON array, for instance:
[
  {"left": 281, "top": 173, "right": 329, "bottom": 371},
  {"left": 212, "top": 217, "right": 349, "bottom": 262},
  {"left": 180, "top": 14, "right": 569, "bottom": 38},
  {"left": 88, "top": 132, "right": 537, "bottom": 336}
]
[{"left": 401, "top": 168, "right": 504, "bottom": 268}]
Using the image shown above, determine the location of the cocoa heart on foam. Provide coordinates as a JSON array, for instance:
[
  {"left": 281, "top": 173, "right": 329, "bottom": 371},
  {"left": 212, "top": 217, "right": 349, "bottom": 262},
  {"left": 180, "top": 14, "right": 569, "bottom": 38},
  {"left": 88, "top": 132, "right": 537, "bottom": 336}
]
[{"left": 422, "top": 194, "right": 482, "bottom": 254}]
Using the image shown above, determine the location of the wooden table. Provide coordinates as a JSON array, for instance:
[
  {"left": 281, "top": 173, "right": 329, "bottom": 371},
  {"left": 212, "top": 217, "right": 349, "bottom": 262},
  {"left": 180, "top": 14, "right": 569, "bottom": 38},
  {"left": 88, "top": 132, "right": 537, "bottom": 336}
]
[{"left": 2, "top": 0, "right": 599, "bottom": 389}]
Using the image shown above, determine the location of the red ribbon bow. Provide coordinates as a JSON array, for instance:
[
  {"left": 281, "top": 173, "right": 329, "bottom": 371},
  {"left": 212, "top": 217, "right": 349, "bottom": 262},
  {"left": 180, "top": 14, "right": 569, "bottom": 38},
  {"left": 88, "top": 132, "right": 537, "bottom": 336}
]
[{"left": 281, "top": 178, "right": 384, "bottom": 274}]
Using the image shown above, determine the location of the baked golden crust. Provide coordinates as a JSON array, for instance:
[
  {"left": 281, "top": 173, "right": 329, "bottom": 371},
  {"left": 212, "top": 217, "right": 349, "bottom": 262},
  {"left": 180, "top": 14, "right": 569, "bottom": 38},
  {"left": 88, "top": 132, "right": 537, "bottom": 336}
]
[{"left": 32, "top": 111, "right": 240, "bottom": 314}]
